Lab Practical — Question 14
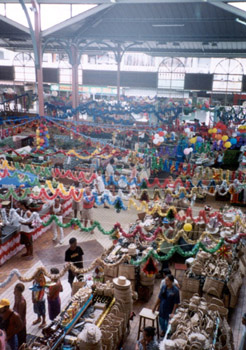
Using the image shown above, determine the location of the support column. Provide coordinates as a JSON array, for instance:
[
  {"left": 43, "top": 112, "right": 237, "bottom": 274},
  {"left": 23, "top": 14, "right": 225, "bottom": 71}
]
[
  {"left": 71, "top": 44, "right": 79, "bottom": 120},
  {"left": 116, "top": 43, "right": 121, "bottom": 103},
  {"left": 19, "top": 0, "right": 44, "bottom": 116},
  {"left": 33, "top": 1, "right": 44, "bottom": 117}
]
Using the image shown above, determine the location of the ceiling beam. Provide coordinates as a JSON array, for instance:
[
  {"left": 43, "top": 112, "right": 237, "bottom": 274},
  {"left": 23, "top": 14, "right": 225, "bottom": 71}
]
[
  {"left": 1, "top": 0, "right": 244, "bottom": 4},
  {"left": 42, "top": 3, "right": 112, "bottom": 37},
  {"left": 208, "top": 1, "right": 246, "bottom": 20},
  {"left": 0, "top": 14, "right": 30, "bottom": 34}
]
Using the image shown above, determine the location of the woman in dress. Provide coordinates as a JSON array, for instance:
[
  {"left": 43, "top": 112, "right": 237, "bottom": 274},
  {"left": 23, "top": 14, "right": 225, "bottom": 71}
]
[{"left": 47, "top": 268, "right": 63, "bottom": 321}]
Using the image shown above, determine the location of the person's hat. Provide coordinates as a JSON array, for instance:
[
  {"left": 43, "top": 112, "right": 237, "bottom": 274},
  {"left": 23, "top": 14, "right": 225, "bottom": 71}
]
[
  {"left": 0, "top": 299, "right": 10, "bottom": 308},
  {"left": 113, "top": 276, "right": 131, "bottom": 289},
  {"left": 243, "top": 313, "right": 246, "bottom": 320}
]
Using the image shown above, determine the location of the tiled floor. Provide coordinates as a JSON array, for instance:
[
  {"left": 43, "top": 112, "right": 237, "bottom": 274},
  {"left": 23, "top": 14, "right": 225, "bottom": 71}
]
[{"left": 0, "top": 204, "right": 245, "bottom": 349}]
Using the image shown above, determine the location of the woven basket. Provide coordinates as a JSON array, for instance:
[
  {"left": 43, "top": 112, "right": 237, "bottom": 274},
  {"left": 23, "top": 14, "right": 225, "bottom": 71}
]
[
  {"left": 203, "top": 293, "right": 218, "bottom": 305},
  {"left": 202, "top": 277, "right": 224, "bottom": 298},
  {"left": 101, "top": 331, "right": 113, "bottom": 350},
  {"left": 208, "top": 304, "right": 228, "bottom": 318},
  {"left": 181, "top": 290, "right": 196, "bottom": 302},
  {"left": 181, "top": 276, "right": 200, "bottom": 293},
  {"left": 239, "top": 259, "right": 245, "bottom": 276},
  {"left": 118, "top": 264, "right": 135, "bottom": 280},
  {"left": 229, "top": 292, "right": 238, "bottom": 308},
  {"left": 227, "top": 272, "right": 242, "bottom": 296}
]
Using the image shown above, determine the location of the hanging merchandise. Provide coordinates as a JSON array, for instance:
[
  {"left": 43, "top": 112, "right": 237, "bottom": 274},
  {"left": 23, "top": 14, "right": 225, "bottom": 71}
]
[
  {"left": 36, "top": 123, "right": 50, "bottom": 151},
  {"left": 142, "top": 257, "right": 159, "bottom": 277}
]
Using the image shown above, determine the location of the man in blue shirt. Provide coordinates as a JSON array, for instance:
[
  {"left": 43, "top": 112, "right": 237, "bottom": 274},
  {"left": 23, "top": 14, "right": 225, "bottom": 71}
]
[{"left": 152, "top": 274, "right": 180, "bottom": 337}]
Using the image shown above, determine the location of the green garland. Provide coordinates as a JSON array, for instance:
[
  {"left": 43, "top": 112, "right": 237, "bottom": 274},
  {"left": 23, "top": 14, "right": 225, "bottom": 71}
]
[
  {"left": 0, "top": 188, "right": 31, "bottom": 200},
  {"left": 130, "top": 239, "right": 225, "bottom": 264},
  {"left": 8, "top": 172, "right": 40, "bottom": 187},
  {"left": 42, "top": 216, "right": 115, "bottom": 235},
  {"left": 14, "top": 162, "right": 52, "bottom": 177}
]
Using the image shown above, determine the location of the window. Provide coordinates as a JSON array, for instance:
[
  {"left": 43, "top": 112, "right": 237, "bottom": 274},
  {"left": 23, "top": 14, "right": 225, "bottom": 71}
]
[
  {"left": 212, "top": 58, "right": 243, "bottom": 92},
  {"left": 158, "top": 57, "right": 185, "bottom": 90},
  {"left": 13, "top": 53, "right": 35, "bottom": 83}
]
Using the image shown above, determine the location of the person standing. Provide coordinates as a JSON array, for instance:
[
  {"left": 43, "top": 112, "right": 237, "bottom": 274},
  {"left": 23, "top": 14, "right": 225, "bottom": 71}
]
[
  {"left": 32, "top": 272, "right": 46, "bottom": 329},
  {"left": 13, "top": 284, "right": 26, "bottom": 349},
  {"left": 65, "top": 238, "right": 84, "bottom": 288},
  {"left": 72, "top": 183, "right": 83, "bottom": 219},
  {"left": 239, "top": 313, "right": 246, "bottom": 350},
  {"left": 50, "top": 197, "right": 64, "bottom": 244},
  {"left": 152, "top": 274, "right": 180, "bottom": 337},
  {"left": 82, "top": 187, "right": 95, "bottom": 233},
  {"left": 93, "top": 170, "right": 110, "bottom": 209},
  {"left": 47, "top": 268, "right": 63, "bottom": 321},
  {"left": 105, "top": 158, "right": 115, "bottom": 179},
  {"left": 159, "top": 269, "right": 180, "bottom": 290},
  {"left": 19, "top": 202, "right": 33, "bottom": 259},
  {"left": 105, "top": 158, "right": 115, "bottom": 195},
  {"left": 0, "top": 299, "right": 23, "bottom": 350}
]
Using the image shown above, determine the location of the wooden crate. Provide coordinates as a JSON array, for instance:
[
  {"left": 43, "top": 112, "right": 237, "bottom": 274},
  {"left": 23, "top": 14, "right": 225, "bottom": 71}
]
[
  {"left": 137, "top": 284, "right": 154, "bottom": 302},
  {"left": 119, "top": 264, "right": 135, "bottom": 280}
]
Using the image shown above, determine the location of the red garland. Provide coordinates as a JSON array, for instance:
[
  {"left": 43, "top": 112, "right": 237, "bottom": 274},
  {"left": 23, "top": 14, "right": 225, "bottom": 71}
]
[
  {"left": 52, "top": 169, "right": 97, "bottom": 183},
  {"left": 175, "top": 208, "right": 234, "bottom": 227},
  {"left": 0, "top": 169, "right": 10, "bottom": 178},
  {"left": 114, "top": 223, "right": 162, "bottom": 241},
  {"left": 31, "top": 188, "right": 84, "bottom": 201},
  {"left": 225, "top": 233, "right": 246, "bottom": 244},
  {"left": 146, "top": 178, "right": 183, "bottom": 189}
]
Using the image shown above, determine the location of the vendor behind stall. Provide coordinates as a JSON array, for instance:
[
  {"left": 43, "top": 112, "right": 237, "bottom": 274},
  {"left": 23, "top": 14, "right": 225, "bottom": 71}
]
[{"left": 19, "top": 201, "right": 33, "bottom": 259}]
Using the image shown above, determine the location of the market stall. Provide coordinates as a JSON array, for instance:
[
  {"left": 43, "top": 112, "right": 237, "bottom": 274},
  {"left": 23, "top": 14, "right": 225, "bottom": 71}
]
[
  {"left": 24, "top": 276, "right": 132, "bottom": 350},
  {"left": 0, "top": 198, "right": 72, "bottom": 265}
]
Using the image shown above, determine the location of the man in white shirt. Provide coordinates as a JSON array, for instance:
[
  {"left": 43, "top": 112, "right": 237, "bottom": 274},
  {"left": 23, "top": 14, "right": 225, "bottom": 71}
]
[
  {"left": 93, "top": 170, "right": 110, "bottom": 209},
  {"left": 160, "top": 268, "right": 180, "bottom": 290},
  {"left": 105, "top": 158, "right": 115, "bottom": 195},
  {"left": 105, "top": 158, "right": 115, "bottom": 178}
]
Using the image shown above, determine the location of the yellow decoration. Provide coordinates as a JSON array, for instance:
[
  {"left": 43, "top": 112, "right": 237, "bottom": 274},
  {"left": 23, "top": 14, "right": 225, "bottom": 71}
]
[
  {"left": 224, "top": 141, "right": 231, "bottom": 149},
  {"left": 222, "top": 135, "right": 228, "bottom": 142},
  {"left": 208, "top": 129, "right": 213, "bottom": 134},
  {"left": 190, "top": 137, "right": 197, "bottom": 144},
  {"left": 212, "top": 128, "right": 217, "bottom": 133},
  {"left": 183, "top": 223, "right": 192, "bottom": 232}
]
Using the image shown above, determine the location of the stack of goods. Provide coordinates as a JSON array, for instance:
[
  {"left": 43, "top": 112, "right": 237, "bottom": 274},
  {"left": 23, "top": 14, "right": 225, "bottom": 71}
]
[
  {"left": 100, "top": 299, "right": 129, "bottom": 350},
  {"left": 77, "top": 324, "right": 102, "bottom": 350},
  {"left": 103, "top": 246, "right": 125, "bottom": 282},
  {"left": 113, "top": 276, "right": 133, "bottom": 320},
  {"left": 160, "top": 295, "right": 234, "bottom": 350},
  {"left": 60, "top": 287, "right": 92, "bottom": 327},
  {"left": 181, "top": 249, "right": 244, "bottom": 309}
]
